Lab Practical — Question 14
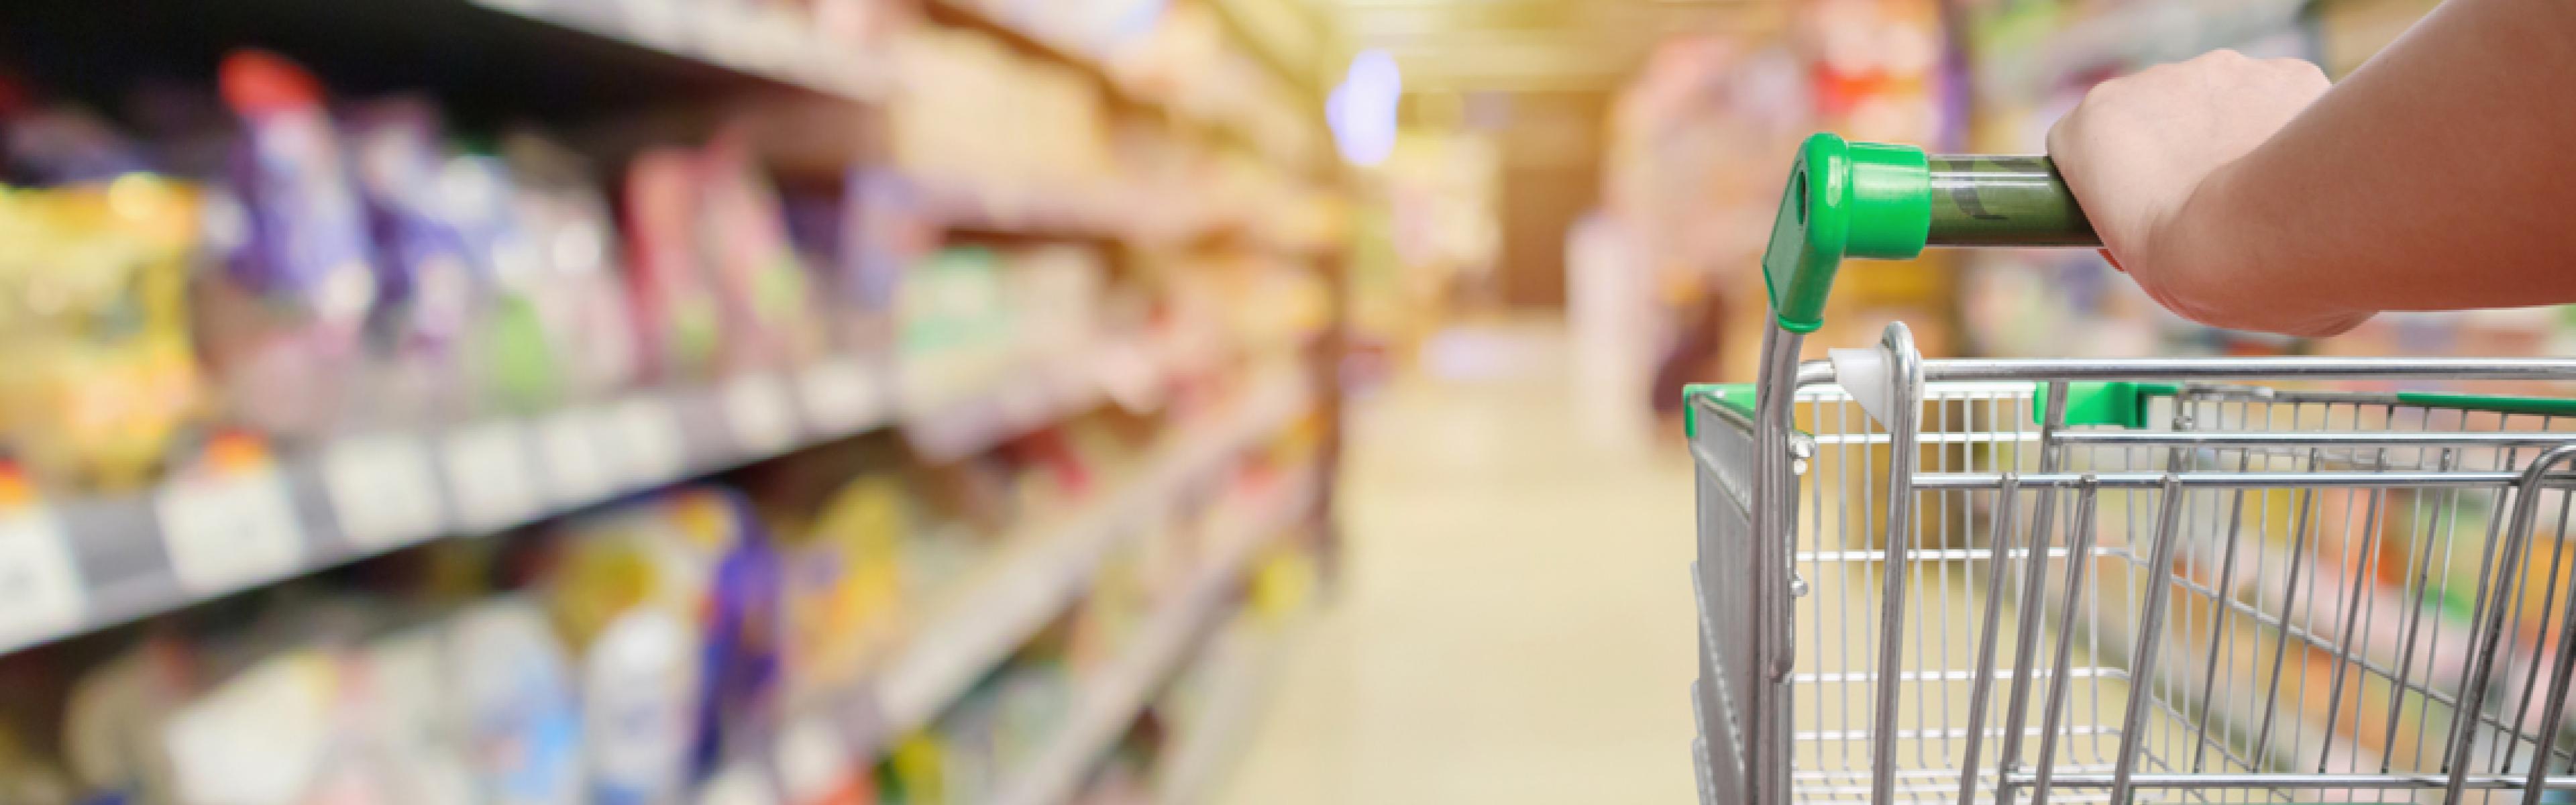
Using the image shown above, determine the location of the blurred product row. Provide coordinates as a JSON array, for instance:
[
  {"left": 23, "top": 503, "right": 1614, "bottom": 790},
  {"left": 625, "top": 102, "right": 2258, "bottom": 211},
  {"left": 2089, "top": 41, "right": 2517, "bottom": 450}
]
[
  {"left": 0, "top": 41, "right": 1331, "bottom": 496},
  {"left": 0, "top": 376, "right": 1326, "bottom": 805},
  {"left": 0, "top": 0, "right": 1344, "bottom": 801}
]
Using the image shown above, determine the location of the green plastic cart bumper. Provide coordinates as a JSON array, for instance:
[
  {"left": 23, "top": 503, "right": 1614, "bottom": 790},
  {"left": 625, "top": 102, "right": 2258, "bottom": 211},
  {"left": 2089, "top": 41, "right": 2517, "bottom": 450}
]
[
  {"left": 1682, "top": 383, "right": 1757, "bottom": 438},
  {"left": 1760, "top": 133, "right": 2101, "bottom": 332},
  {"left": 2031, "top": 384, "right": 2576, "bottom": 429},
  {"left": 2394, "top": 392, "right": 2576, "bottom": 419},
  {"left": 2033, "top": 382, "right": 2180, "bottom": 429}
]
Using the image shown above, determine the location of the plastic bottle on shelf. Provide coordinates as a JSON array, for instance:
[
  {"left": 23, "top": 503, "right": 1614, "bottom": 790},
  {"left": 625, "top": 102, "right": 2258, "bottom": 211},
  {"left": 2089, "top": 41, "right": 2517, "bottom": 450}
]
[
  {"left": 158, "top": 648, "right": 362, "bottom": 805},
  {"left": 547, "top": 488, "right": 783, "bottom": 784},
  {"left": 546, "top": 502, "right": 708, "bottom": 805},
  {"left": 353, "top": 626, "right": 476, "bottom": 805},
  {"left": 446, "top": 599, "right": 584, "bottom": 805},
  {"left": 60, "top": 637, "right": 198, "bottom": 803},
  {"left": 577, "top": 610, "right": 696, "bottom": 805}
]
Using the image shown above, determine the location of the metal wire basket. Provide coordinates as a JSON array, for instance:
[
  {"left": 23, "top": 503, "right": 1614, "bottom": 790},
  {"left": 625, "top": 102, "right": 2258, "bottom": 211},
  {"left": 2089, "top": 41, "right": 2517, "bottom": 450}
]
[{"left": 1690, "top": 134, "right": 2576, "bottom": 805}]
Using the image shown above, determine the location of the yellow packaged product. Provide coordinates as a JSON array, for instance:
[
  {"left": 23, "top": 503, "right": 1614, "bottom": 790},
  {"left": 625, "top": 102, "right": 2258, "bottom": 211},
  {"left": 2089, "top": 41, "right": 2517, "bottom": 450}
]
[{"left": 0, "top": 176, "right": 205, "bottom": 490}]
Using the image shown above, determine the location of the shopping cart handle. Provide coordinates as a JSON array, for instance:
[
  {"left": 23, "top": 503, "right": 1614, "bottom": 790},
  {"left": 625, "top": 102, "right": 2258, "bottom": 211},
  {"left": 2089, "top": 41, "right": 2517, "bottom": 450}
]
[
  {"left": 1927, "top": 156, "right": 2099, "bottom": 248},
  {"left": 1760, "top": 133, "right": 2101, "bottom": 333}
]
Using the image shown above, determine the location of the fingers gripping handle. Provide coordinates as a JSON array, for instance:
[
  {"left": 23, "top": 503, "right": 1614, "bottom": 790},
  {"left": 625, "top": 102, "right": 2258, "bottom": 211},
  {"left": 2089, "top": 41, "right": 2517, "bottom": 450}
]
[{"left": 1759, "top": 133, "right": 2100, "bottom": 333}]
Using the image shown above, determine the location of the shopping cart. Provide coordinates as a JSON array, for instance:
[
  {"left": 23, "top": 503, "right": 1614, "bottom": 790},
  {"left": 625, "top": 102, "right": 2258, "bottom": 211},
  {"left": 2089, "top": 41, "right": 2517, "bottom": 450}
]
[{"left": 1688, "top": 133, "right": 2576, "bottom": 804}]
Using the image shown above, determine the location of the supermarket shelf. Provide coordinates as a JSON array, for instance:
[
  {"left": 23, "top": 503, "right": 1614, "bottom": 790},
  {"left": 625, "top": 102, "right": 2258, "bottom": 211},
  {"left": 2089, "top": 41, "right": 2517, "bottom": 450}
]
[
  {"left": 992, "top": 467, "right": 1322, "bottom": 805},
  {"left": 922, "top": 0, "right": 1277, "bottom": 162},
  {"left": 459, "top": 0, "right": 891, "bottom": 101},
  {"left": 875, "top": 374, "right": 1312, "bottom": 734},
  {"left": 0, "top": 354, "right": 896, "bottom": 655},
  {"left": 1152, "top": 619, "right": 1295, "bottom": 804},
  {"left": 684, "top": 393, "right": 1313, "bottom": 805},
  {"left": 0, "top": 0, "right": 882, "bottom": 123},
  {"left": 0, "top": 339, "right": 1223, "bottom": 657},
  {"left": 1204, "top": 0, "right": 1326, "bottom": 95}
]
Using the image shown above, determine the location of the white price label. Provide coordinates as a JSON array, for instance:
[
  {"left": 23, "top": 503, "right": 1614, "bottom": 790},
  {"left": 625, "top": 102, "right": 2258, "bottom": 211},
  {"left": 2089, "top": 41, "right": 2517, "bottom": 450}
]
[
  {"left": 535, "top": 411, "right": 614, "bottom": 506},
  {"left": 158, "top": 470, "right": 304, "bottom": 593},
  {"left": 321, "top": 435, "right": 443, "bottom": 549},
  {"left": 694, "top": 3, "right": 752, "bottom": 62},
  {"left": 722, "top": 373, "right": 800, "bottom": 457},
  {"left": 795, "top": 360, "right": 884, "bottom": 434},
  {"left": 605, "top": 397, "right": 688, "bottom": 489},
  {"left": 619, "top": 0, "right": 689, "bottom": 47},
  {"left": 738, "top": 9, "right": 800, "bottom": 71},
  {"left": 441, "top": 422, "right": 541, "bottom": 531},
  {"left": 696, "top": 764, "right": 778, "bottom": 805},
  {"left": 0, "top": 509, "right": 81, "bottom": 649},
  {"left": 773, "top": 716, "right": 853, "bottom": 803}
]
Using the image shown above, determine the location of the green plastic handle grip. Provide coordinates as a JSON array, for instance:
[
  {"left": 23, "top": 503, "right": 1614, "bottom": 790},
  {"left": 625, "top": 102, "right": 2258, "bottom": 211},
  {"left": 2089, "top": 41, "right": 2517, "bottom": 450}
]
[
  {"left": 1759, "top": 133, "right": 2100, "bottom": 333},
  {"left": 1927, "top": 156, "right": 2100, "bottom": 248}
]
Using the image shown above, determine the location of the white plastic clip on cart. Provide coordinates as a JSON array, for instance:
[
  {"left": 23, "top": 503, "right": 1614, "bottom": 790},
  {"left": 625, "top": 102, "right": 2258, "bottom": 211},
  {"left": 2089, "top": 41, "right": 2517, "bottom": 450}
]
[{"left": 1688, "top": 133, "right": 2576, "bottom": 804}]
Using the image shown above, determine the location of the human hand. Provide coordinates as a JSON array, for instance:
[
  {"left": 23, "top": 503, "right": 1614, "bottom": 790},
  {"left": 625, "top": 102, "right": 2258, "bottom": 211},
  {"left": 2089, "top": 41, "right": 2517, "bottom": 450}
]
[{"left": 2047, "top": 50, "right": 2363, "bottom": 336}]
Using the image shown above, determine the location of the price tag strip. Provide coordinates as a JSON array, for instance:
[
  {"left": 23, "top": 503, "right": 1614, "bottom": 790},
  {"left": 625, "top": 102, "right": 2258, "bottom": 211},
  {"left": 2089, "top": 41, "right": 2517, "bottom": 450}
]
[
  {"left": 442, "top": 422, "right": 542, "bottom": 532},
  {"left": 157, "top": 469, "right": 305, "bottom": 594},
  {"left": 535, "top": 410, "right": 614, "bottom": 506},
  {"left": 773, "top": 715, "right": 857, "bottom": 804},
  {"left": 696, "top": 763, "right": 780, "bottom": 805},
  {"left": 795, "top": 360, "right": 884, "bottom": 435},
  {"left": 0, "top": 508, "right": 82, "bottom": 649},
  {"left": 720, "top": 373, "right": 801, "bottom": 458},
  {"left": 321, "top": 435, "right": 444, "bottom": 550},
  {"left": 604, "top": 396, "right": 689, "bottom": 491}
]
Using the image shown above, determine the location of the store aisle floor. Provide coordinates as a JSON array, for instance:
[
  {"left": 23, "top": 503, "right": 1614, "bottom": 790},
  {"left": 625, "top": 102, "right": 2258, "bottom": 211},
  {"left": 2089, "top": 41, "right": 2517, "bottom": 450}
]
[{"left": 1218, "top": 321, "right": 1701, "bottom": 804}]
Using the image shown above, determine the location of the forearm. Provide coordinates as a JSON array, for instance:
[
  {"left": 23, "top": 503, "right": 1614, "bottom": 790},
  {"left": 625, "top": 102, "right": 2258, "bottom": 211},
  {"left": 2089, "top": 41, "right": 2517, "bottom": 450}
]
[{"left": 2168, "top": 0, "right": 2576, "bottom": 315}]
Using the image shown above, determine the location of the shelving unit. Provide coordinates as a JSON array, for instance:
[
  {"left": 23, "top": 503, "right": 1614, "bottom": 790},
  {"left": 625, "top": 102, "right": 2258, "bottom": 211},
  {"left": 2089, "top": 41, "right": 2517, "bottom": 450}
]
[
  {"left": 0, "top": 339, "right": 1258, "bottom": 655},
  {"left": 686, "top": 376, "right": 1313, "bottom": 802},
  {"left": 0, "top": 0, "right": 1340, "bottom": 800},
  {"left": 1150, "top": 614, "right": 1296, "bottom": 803},
  {"left": 873, "top": 374, "right": 1309, "bottom": 734},
  {"left": 461, "top": 0, "right": 895, "bottom": 100},
  {"left": 994, "top": 470, "right": 1321, "bottom": 805}
]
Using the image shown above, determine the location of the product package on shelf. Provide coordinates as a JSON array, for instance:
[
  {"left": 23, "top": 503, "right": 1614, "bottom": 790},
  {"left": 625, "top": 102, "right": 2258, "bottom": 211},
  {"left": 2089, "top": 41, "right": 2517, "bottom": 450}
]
[
  {"left": 0, "top": 174, "right": 208, "bottom": 492},
  {"left": 501, "top": 131, "right": 643, "bottom": 405},
  {"left": 549, "top": 487, "right": 786, "bottom": 779},
  {"left": 195, "top": 50, "right": 380, "bottom": 439},
  {"left": 698, "top": 127, "right": 824, "bottom": 373}
]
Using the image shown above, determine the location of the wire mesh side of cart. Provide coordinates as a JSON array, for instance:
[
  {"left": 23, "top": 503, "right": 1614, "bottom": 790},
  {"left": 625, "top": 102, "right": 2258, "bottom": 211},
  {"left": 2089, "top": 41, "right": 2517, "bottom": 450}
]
[{"left": 1693, "top": 374, "right": 2576, "bottom": 805}]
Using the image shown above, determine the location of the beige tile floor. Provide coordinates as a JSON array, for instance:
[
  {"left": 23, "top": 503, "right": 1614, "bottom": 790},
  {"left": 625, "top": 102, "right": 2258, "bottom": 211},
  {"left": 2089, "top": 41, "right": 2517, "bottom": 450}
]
[{"left": 1216, "top": 323, "right": 1702, "bottom": 804}]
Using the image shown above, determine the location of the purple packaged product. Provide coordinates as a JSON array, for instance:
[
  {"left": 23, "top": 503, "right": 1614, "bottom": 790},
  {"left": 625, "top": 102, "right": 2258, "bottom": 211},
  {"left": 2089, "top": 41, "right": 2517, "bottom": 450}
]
[
  {"left": 840, "top": 168, "right": 927, "bottom": 314},
  {"left": 689, "top": 490, "right": 784, "bottom": 779},
  {"left": 826, "top": 168, "right": 934, "bottom": 351},
  {"left": 219, "top": 51, "right": 377, "bottom": 328},
  {"left": 347, "top": 97, "right": 476, "bottom": 347}
]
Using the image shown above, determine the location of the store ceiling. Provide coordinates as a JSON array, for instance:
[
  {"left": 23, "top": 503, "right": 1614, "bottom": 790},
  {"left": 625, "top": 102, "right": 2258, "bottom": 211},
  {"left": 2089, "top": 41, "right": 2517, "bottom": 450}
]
[{"left": 1320, "top": 0, "right": 1786, "bottom": 93}]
